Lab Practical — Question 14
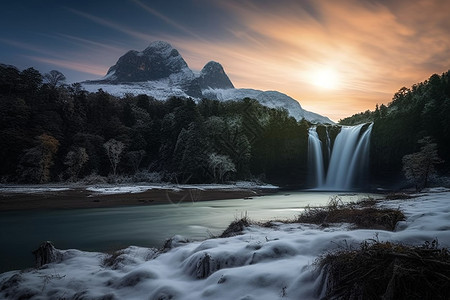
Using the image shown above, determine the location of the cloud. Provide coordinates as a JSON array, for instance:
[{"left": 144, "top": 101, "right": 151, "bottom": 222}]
[
  {"left": 130, "top": 0, "right": 206, "bottom": 42},
  {"left": 55, "top": 34, "right": 128, "bottom": 55},
  {"left": 27, "top": 56, "right": 107, "bottom": 77},
  {"left": 168, "top": 0, "right": 450, "bottom": 121},
  {"left": 0, "top": 39, "right": 60, "bottom": 58},
  {"left": 10, "top": 0, "right": 447, "bottom": 121},
  {"left": 67, "top": 8, "right": 156, "bottom": 42}
]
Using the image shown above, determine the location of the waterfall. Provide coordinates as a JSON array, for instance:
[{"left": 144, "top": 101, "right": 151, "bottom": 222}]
[
  {"left": 344, "top": 123, "right": 373, "bottom": 188},
  {"left": 325, "top": 127, "right": 331, "bottom": 160},
  {"left": 308, "top": 127, "right": 325, "bottom": 187},
  {"left": 308, "top": 123, "right": 373, "bottom": 190}
]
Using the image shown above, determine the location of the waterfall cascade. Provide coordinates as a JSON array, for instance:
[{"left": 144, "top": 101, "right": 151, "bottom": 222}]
[
  {"left": 308, "top": 123, "right": 373, "bottom": 190},
  {"left": 308, "top": 127, "right": 325, "bottom": 187}
]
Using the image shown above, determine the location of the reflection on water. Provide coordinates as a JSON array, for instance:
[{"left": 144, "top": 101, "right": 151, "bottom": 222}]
[{"left": 0, "top": 191, "right": 373, "bottom": 272}]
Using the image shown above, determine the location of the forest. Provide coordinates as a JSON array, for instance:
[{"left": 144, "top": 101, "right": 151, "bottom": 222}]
[
  {"left": 339, "top": 71, "right": 450, "bottom": 186},
  {"left": 0, "top": 64, "right": 309, "bottom": 186},
  {"left": 1, "top": 64, "right": 449, "bottom": 188}
]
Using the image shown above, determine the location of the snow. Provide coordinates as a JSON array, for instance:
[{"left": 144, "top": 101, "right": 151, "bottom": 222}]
[
  {"left": 146, "top": 41, "right": 174, "bottom": 56},
  {"left": 203, "top": 88, "right": 334, "bottom": 124},
  {"left": 85, "top": 182, "right": 279, "bottom": 195},
  {"left": 0, "top": 182, "right": 278, "bottom": 195},
  {"left": 0, "top": 186, "right": 70, "bottom": 193},
  {"left": 102, "top": 70, "right": 116, "bottom": 81},
  {"left": 1, "top": 190, "right": 448, "bottom": 299},
  {"left": 82, "top": 80, "right": 190, "bottom": 99},
  {"left": 80, "top": 84, "right": 334, "bottom": 124}
]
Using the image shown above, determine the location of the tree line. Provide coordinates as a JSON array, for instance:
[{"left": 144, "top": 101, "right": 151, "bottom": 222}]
[
  {"left": 2, "top": 63, "right": 447, "bottom": 189},
  {"left": 0, "top": 64, "right": 309, "bottom": 185},
  {"left": 339, "top": 71, "right": 450, "bottom": 188}
]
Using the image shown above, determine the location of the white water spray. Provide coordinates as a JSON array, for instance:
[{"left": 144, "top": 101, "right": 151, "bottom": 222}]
[
  {"left": 308, "top": 123, "right": 373, "bottom": 190},
  {"left": 308, "top": 127, "right": 325, "bottom": 187}
]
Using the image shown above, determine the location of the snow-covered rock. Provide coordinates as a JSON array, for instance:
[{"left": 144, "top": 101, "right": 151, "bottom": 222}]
[
  {"left": 1, "top": 191, "right": 448, "bottom": 299},
  {"left": 198, "top": 61, "right": 234, "bottom": 90},
  {"left": 99, "top": 41, "right": 194, "bottom": 84}
]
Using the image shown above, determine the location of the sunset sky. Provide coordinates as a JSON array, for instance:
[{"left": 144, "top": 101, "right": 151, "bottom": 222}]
[{"left": 1, "top": 0, "right": 449, "bottom": 121}]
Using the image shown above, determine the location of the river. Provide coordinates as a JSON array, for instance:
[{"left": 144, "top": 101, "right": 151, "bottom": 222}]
[{"left": 0, "top": 191, "right": 371, "bottom": 273}]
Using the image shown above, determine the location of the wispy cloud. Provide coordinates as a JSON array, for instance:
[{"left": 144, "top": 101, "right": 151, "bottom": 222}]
[
  {"left": 130, "top": 0, "right": 206, "bottom": 42},
  {"left": 26, "top": 56, "right": 106, "bottom": 77},
  {"left": 171, "top": 0, "right": 450, "bottom": 121},
  {"left": 0, "top": 38, "right": 61, "bottom": 58},
  {"left": 55, "top": 34, "right": 127, "bottom": 55},
  {"left": 8, "top": 0, "right": 448, "bottom": 121},
  {"left": 67, "top": 8, "right": 156, "bottom": 42}
]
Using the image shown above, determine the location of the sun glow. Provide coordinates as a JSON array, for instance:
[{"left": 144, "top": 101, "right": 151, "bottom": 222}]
[{"left": 312, "top": 68, "right": 339, "bottom": 89}]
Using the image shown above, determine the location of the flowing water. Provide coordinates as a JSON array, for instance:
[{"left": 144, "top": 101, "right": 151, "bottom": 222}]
[
  {"left": 307, "top": 127, "right": 325, "bottom": 187},
  {"left": 0, "top": 191, "right": 370, "bottom": 272},
  {"left": 309, "top": 123, "right": 373, "bottom": 190}
]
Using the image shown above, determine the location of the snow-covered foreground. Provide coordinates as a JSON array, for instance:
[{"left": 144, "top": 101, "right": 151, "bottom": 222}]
[{"left": 1, "top": 190, "right": 449, "bottom": 299}]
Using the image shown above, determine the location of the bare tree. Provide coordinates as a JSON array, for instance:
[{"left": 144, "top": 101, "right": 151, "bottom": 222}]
[
  {"left": 208, "top": 153, "right": 236, "bottom": 183},
  {"left": 64, "top": 147, "right": 89, "bottom": 180},
  {"left": 44, "top": 70, "right": 66, "bottom": 88},
  {"left": 103, "top": 139, "right": 125, "bottom": 176},
  {"left": 402, "top": 136, "right": 443, "bottom": 191}
]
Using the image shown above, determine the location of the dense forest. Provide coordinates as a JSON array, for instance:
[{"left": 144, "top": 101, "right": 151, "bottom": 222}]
[
  {"left": 0, "top": 64, "right": 309, "bottom": 186},
  {"left": 1, "top": 64, "right": 449, "bottom": 188},
  {"left": 339, "top": 71, "right": 450, "bottom": 185}
]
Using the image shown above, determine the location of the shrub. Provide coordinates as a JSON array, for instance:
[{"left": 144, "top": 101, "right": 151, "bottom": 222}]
[
  {"left": 297, "top": 196, "right": 405, "bottom": 231},
  {"left": 317, "top": 240, "right": 450, "bottom": 299}
]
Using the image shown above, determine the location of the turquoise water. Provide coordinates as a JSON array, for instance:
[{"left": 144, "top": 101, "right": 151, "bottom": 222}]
[{"left": 0, "top": 191, "right": 371, "bottom": 272}]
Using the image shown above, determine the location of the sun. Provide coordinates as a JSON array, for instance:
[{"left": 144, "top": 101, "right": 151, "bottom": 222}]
[{"left": 312, "top": 68, "right": 339, "bottom": 89}]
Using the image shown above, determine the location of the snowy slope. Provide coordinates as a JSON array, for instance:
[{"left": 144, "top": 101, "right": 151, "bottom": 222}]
[
  {"left": 1, "top": 190, "right": 448, "bottom": 299},
  {"left": 82, "top": 80, "right": 190, "bottom": 99},
  {"left": 82, "top": 82, "right": 333, "bottom": 123},
  {"left": 203, "top": 88, "right": 334, "bottom": 123}
]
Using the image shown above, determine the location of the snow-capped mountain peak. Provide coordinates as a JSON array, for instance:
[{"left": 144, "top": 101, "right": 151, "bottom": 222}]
[{"left": 98, "top": 41, "right": 193, "bottom": 84}]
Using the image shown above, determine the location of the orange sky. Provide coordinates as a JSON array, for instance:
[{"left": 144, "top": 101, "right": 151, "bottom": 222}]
[
  {"left": 2, "top": 0, "right": 449, "bottom": 122},
  {"left": 170, "top": 0, "right": 450, "bottom": 121}
]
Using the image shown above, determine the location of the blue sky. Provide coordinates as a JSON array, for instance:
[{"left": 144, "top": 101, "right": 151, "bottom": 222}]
[
  {"left": 1, "top": 0, "right": 230, "bottom": 81},
  {"left": 1, "top": 0, "right": 449, "bottom": 120}
]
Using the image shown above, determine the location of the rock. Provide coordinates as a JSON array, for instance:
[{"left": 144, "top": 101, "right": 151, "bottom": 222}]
[
  {"left": 199, "top": 61, "right": 234, "bottom": 89},
  {"left": 97, "top": 41, "right": 194, "bottom": 83},
  {"left": 32, "top": 241, "right": 62, "bottom": 268}
]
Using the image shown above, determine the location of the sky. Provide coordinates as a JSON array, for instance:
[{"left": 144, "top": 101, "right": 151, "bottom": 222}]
[{"left": 1, "top": 0, "right": 449, "bottom": 121}]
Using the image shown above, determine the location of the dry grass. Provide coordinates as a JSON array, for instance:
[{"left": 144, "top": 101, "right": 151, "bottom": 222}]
[
  {"left": 220, "top": 213, "right": 252, "bottom": 238},
  {"left": 297, "top": 196, "right": 405, "bottom": 231},
  {"left": 317, "top": 240, "right": 450, "bottom": 299}
]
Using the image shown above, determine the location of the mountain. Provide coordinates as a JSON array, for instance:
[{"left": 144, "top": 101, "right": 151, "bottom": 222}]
[
  {"left": 104, "top": 41, "right": 193, "bottom": 82},
  {"left": 82, "top": 41, "right": 333, "bottom": 124},
  {"left": 198, "top": 61, "right": 234, "bottom": 89},
  {"left": 86, "top": 41, "right": 202, "bottom": 97}
]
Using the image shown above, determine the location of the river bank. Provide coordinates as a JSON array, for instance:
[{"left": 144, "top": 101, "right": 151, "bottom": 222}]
[
  {"left": 0, "top": 182, "right": 279, "bottom": 211},
  {"left": 0, "top": 188, "right": 448, "bottom": 299}
]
